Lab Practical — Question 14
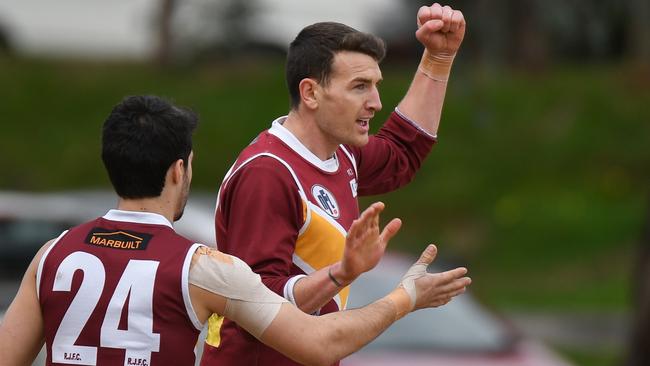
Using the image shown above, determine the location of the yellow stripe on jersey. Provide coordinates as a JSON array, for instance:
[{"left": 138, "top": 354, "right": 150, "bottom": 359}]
[
  {"left": 294, "top": 206, "right": 350, "bottom": 309},
  {"left": 205, "top": 314, "right": 225, "bottom": 347},
  {"left": 208, "top": 200, "right": 350, "bottom": 348}
]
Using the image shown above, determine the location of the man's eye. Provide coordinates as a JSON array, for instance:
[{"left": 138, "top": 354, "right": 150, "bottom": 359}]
[{"left": 355, "top": 84, "right": 367, "bottom": 90}]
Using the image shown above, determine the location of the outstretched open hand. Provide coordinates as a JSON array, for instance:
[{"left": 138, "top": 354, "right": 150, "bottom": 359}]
[
  {"left": 406, "top": 244, "right": 471, "bottom": 310},
  {"left": 338, "top": 202, "right": 402, "bottom": 283}
]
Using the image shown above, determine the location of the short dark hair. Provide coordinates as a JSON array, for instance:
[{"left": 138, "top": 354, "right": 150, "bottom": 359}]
[
  {"left": 101, "top": 95, "right": 198, "bottom": 198},
  {"left": 286, "top": 22, "right": 386, "bottom": 108}
]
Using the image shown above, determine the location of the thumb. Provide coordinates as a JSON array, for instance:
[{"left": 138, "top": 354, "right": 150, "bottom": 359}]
[
  {"left": 415, "top": 244, "right": 437, "bottom": 266},
  {"left": 416, "top": 19, "right": 444, "bottom": 44},
  {"left": 418, "top": 19, "right": 444, "bottom": 32},
  {"left": 400, "top": 244, "right": 437, "bottom": 310}
]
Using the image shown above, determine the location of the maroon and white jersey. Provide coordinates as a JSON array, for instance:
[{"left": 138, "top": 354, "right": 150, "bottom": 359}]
[
  {"left": 202, "top": 110, "right": 436, "bottom": 366},
  {"left": 37, "top": 210, "right": 204, "bottom": 366}
]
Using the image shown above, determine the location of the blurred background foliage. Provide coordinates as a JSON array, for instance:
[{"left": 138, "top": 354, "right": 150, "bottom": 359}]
[{"left": 0, "top": 0, "right": 648, "bottom": 365}]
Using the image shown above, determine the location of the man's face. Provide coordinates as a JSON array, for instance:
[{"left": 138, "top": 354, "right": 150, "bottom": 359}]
[
  {"left": 313, "top": 51, "right": 383, "bottom": 149},
  {"left": 174, "top": 151, "right": 193, "bottom": 221}
]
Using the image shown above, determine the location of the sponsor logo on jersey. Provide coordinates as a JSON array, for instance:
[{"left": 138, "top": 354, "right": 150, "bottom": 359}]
[
  {"left": 85, "top": 227, "right": 152, "bottom": 250},
  {"left": 311, "top": 184, "right": 340, "bottom": 219}
]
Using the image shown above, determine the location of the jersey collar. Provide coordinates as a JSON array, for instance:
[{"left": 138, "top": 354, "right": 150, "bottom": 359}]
[
  {"left": 268, "top": 116, "right": 340, "bottom": 173},
  {"left": 103, "top": 209, "right": 173, "bottom": 229}
]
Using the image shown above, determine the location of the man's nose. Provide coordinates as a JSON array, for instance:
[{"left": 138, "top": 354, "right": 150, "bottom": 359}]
[{"left": 366, "top": 86, "right": 382, "bottom": 112}]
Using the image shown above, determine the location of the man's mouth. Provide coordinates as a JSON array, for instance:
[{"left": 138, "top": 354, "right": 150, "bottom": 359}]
[{"left": 356, "top": 118, "right": 371, "bottom": 128}]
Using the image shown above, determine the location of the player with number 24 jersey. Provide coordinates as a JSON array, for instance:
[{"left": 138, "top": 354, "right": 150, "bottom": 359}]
[{"left": 38, "top": 210, "right": 203, "bottom": 366}]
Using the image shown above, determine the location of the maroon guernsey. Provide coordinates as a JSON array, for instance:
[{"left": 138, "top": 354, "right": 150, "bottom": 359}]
[
  {"left": 37, "top": 210, "right": 204, "bottom": 366},
  {"left": 202, "top": 110, "right": 436, "bottom": 366}
]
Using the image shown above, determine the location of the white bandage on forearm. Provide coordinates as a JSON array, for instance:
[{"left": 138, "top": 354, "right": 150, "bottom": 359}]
[{"left": 189, "top": 254, "right": 288, "bottom": 337}]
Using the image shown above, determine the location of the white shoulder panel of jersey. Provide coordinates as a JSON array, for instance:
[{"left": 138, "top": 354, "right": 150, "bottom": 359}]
[
  {"left": 216, "top": 152, "right": 311, "bottom": 238},
  {"left": 220, "top": 153, "right": 307, "bottom": 201},
  {"left": 36, "top": 230, "right": 69, "bottom": 300},
  {"left": 338, "top": 145, "right": 358, "bottom": 178},
  {"left": 182, "top": 243, "right": 205, "bottom": 330}
]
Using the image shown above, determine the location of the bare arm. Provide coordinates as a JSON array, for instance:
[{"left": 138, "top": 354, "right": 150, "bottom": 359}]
[
  {"left": 397, "top": 3, "right": 466, "bottom": 135},
  {"left": 286, "top": 264, "right": 345, "bottom": 313},
  {"left": 262, "top": 296, "right": 397, "bottom": 366},
  {"left": 292, "top": 201, "right": 401, "bottom": 313},
  {"left": 0, "top": 240, "right": 54, "bottom": 366}
]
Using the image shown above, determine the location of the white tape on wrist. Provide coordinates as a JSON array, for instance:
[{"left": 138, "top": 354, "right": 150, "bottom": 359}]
[
  {"left": 419, "top": 50, "right": 455, "bottom": 82},
  {"left": 399, "top": 261, "right": 428, "bottom": 308}
]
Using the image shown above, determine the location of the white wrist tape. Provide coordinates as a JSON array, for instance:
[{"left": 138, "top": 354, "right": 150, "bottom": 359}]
[
  {"left": 399, "top": 260, "right": 428, "bottom": 309},
  {"left": 418, "top": 50, "right": 455, "bottom": 82},
  {"left": 189, "top": 253, "right": 288, "bottom": 337},
  {"left": 385, "top": 288, "right": 411, "bottom": 320}
]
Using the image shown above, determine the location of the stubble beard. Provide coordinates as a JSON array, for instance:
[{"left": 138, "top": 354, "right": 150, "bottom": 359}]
[{"left": 173, "top": 179, "right": 191, "bottom": 222}]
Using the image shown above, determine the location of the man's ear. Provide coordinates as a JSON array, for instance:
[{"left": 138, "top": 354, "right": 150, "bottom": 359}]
[
  {"left": 298, "top": 78, "right": 319, "bottom": 110},
  {"left": 170, "top": 159, "right": 185, "bottom": 184}
]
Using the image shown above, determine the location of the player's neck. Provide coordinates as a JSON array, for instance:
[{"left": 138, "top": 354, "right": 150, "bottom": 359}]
[
  {"left": 284, "top": 110, "right": 337, "bottom": 160},
  {"left": 117, "top": 196, "right": 175, "bottom": 224}
]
